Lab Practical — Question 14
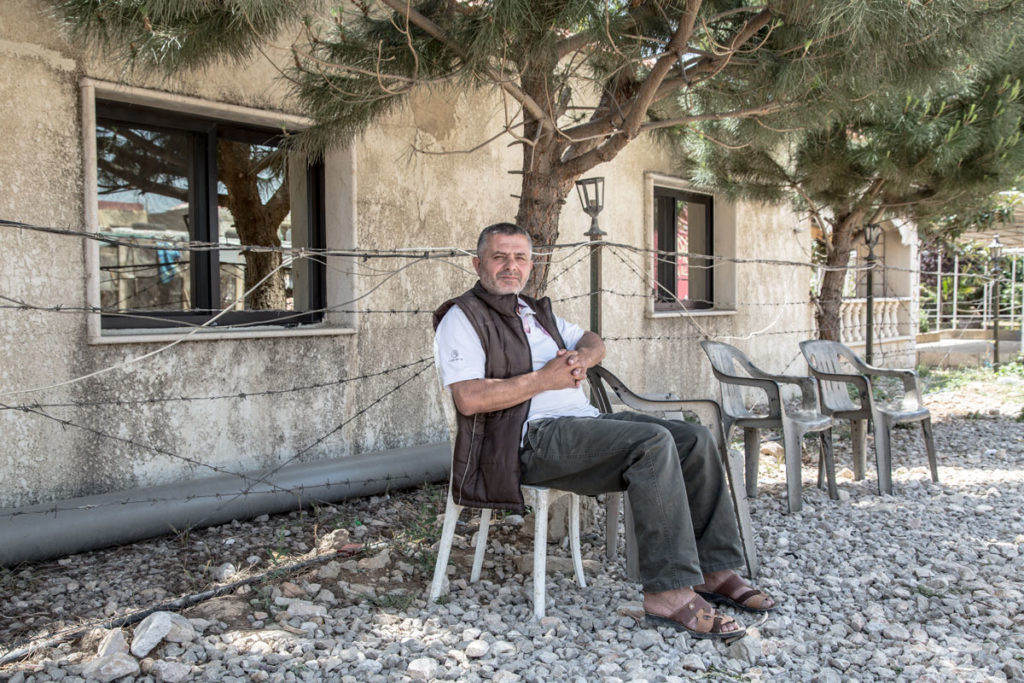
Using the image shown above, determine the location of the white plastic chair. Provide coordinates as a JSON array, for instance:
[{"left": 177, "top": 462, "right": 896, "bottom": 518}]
[{"left": 427, "top": 359, "right": 587, "bottom": 620}]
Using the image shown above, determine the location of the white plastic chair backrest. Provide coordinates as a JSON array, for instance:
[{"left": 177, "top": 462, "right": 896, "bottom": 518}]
[
  {"left": 802, "top": 340, "right": 861, "bottom": 413},
  {"left": 702, "top": 341, "right": 756, "bottom": 418}
]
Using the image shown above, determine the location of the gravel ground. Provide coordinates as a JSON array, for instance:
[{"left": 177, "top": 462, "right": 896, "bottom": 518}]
[{"left": 2, "top": 375, "right": 1024, "bottom": 682}]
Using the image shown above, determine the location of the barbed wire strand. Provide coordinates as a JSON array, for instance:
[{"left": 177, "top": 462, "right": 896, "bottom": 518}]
[
  {"left": 1, "top": 217, "right": 892, "bottom": 272},
  {"left": 0, "top": 256, "right": 296, "bottom": 400},
  {"left": 0, "top": 357, "right": 431, "bottom": 412},
  {"left": 0, "top": 359, "right": 436, "bottom": 519}
]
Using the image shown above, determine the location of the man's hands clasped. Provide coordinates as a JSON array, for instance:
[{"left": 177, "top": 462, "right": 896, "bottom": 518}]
[{"left": 539, "top": 348, "right": 589, "bottom": 390}]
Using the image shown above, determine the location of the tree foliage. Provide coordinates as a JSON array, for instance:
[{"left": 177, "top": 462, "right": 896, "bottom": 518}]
[
  {"left": 685, "top": 7, "right": 1024, "bottom": 339},
  {"left": 53, "top": 0, "right": 1022, "bottom": 296}
]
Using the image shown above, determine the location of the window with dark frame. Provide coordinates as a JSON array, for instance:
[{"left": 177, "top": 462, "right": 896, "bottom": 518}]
[
  {"left": 95, "top": 100, "right": 326, "bottom": 330},
  {"left": 653, "top": 187, "right": 713, "bottom": 310}
]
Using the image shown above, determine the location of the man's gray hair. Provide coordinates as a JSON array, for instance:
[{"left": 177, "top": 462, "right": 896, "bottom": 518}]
[{"left": 476, "top": 222, "right": 533, "bottom": 256}]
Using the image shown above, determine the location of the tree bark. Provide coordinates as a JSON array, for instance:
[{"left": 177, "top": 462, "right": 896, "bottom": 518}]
[
  {"left": 517, "top": 168, "right": 576, "bottom": 297},
  {"left": 241, "top": 250, "right": 287, "bottom": 310},
  {"left": 815, "top": 213, "right": 863, "bottom": 341},
  {"left": 217, "top": 141, "right": 291, "bottom": 310}
]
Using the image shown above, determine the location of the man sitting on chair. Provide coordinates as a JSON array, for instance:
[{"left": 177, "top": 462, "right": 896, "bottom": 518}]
[{"left": 433, "top": 222, "right": 776, "bottom": 639}]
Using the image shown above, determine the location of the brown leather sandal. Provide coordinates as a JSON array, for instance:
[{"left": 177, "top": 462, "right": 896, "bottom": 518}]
[
  {"left": 645, "top": 595, "right": 746, "bottom": 640},
  {"left": 696, "top": 573, "right": 777, "bottom": 613}
]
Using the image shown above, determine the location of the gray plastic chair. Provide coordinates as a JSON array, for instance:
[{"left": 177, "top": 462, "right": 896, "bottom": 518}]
[
  {"left": 587, "top": 365, "right": 759, "bottom": 578},
  {"left": 700, "top": 340, "right": 837, "bottom": 513},
  {"left": 799, "top": 340, "right": 938, "bottom": 495}
]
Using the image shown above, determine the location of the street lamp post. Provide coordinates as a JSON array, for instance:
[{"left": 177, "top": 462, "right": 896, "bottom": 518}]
[
  {"left": 575, "top": 177, "right": 606, "bottom": 335},
  {"left": 863, "top": 223, "right": 882, "bottom": 364},
  {"left": 989, "top": 234, "right": 1004, "bottom": 368}
]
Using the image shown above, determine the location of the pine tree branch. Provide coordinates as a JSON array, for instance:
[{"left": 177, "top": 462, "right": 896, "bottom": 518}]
[
  {"left": 375, "top": 0, "right": 553, "bottom": 132},
  {"left": 559, "top": 4, "right": 775, "bottom": 167},
  {"left": 641, "top": 102, "right": 788, "bottom": 130},
  {"left": 618, "top": 0, "right": 701, "bottom": 138},
  {"left": 555, "top": 31, "right": 593, "bottom": 60},
  {"left": 662, "top": 7, "right": 773, "bottom": 96}
]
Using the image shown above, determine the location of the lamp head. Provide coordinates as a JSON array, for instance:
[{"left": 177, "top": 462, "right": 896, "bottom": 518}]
[
  {"left": 575, "top": 177, "right": 606, "bottom": 237},
  {"left": 863, "top": 223, "right": 882, "bottom": 248},
  {"left": 989, "top": 234, "right": 1004, "bottom": 260},
  {"left": 575, "top": 177, "right": 605, "bottom": 217}
]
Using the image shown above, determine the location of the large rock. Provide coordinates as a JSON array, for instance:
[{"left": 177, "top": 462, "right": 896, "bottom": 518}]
[
  {"left": 130, "top": 612, "right": 196, "bottom": 658},
  {"left": 96, "top": 628, "right": 129, "bottom": 657},
  {"left": 80, "top": 652, "right": 140, "bottom": 682},
  {"left": 407, "top": 657, "right": 440, "bottom": 680},
  {"left": 150, "top": 660, "right": 192, "bottom": 682},
  {"left": 318, "top": 528, "right": 352, "bottom": 553},
  {"left": 358, "top": 549, "right": 391, "bottom": 571},
  {"left": 286, "top": 600, "right": 328, "bottom": 618}
]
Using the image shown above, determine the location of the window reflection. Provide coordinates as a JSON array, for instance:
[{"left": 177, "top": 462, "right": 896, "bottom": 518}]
[{"left": 96, "top": 123, "right": 194, "bottom": 312}]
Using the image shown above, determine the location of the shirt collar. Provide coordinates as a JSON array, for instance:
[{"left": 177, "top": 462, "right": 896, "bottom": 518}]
[{"left": 515, "top": 298, "right": 536, "bottom": 317}]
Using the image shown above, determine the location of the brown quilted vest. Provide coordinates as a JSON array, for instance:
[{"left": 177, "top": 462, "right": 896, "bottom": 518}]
[{"left": 432, "top": 281, "right": 566, "bottom": 512}]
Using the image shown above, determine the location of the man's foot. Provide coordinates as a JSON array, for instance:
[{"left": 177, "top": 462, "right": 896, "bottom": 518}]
[
  {"left": 644, "top": 588, "right": 745, "bottom": 640},
  {"left": 694, "top": 570, "right": 777, "bottom": 613}
]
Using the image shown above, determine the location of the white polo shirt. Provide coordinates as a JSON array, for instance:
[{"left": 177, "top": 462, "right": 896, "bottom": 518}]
[{"left": 435, "top": 300, "right": 600, "bottom": 434}]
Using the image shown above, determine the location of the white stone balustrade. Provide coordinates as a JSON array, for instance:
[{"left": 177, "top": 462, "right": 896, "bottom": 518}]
[{"left": 838, "top": 298, "right": 908, "bottom": 345}]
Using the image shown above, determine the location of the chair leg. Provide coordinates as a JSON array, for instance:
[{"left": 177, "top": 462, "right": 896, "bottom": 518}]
[
  {"left": 428, "top": 494, "right": 463, "bottom": 602},
  {"left": 532, "top": 488, "right": 549, "bottom": 620},
  {"left": 622, "top": 493, "right": 639, "bottom": 582},
  {"left": 470, "top": 508, "right": 491, "bottom": 584},
  {"left": 782, "top": 421, "right": 803, "bottom": 513},
  {"left": 816, "top": 445, "right": 825, "bottom": 489},
  {"left": 569, "top": 493, "right": 586, "bottom": 588},
  {"left": 819, "top": 429, "right": 838, "bottom": 500},
  {"left": 604, "top": 492, "right": 620, "bottom": 560},
  {"left": 873, "top": 410, "right": 894, "bottom": 495},
  {"left": 725, "top": 446, "right": 760, "bottom": 578},
  {"left": 921, "top": 417, "right": 939, "bottom": 483},
  {"left": 743, "top": 428, "right": 760, "bottom": 498},
  {"left": 851, "top": 419, "right": 868, "bottom": 480}
]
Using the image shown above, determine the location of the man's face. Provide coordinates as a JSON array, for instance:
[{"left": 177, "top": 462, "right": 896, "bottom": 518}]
[{"left": 473, "top": 233, "right": 533, "bottom": 295}]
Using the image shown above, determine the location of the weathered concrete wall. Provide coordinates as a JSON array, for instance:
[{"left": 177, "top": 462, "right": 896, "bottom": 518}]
[
  {"left": 0, "top": 2, "right": 378, "bottom": 508},
  {"left": 1, "top": 0, "right": 813, "bottom": 509}
]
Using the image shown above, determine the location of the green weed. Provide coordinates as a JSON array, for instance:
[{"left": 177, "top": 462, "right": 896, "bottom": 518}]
[{"left": 372, "top": 592, "right": 417, "bottom": 610}]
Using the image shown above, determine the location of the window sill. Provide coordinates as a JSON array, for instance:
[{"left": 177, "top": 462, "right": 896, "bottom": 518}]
[
  {"left": 647, "top": 308, "right": 737, "bottom": 320},
  {"left": 88, "top": 322, "right": 356, "bottom": 345}
]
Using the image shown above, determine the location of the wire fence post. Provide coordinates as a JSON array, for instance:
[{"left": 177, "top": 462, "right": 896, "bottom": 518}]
[{"left": 952, "top": 253, "right": 960, "bottom": 330}]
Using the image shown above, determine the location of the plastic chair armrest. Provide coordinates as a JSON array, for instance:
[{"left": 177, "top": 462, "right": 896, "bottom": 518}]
[
  {"left": 587, "top": 366, "right": 729, "bottom": 449},
  {"left": 809, "top": 370, "right": 872, "bottom": 406},
  {"left": 711, "top": 373, "right": 783, "bottom": 416},
  {"left": 751, "top": 372, "right": 820, "bottom": 412},
  {"left": 849, "top": 363, "right": 922, "bottom": 402}
]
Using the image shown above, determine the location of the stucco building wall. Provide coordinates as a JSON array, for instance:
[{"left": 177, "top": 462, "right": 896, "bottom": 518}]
[{"left": 1, "top": 0, "right": 812, "bottom": 509}]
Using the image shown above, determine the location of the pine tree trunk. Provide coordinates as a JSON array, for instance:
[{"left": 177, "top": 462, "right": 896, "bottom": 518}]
[
  {"left": 242, "top": 250, "right": 287, "bottom": 309},
  {"left": 815, "top": 214, "right": 862, "bottom": 341},
  {"left": 218, "top": 141, "right": 291, "bottom": 310},
  {"left": 517, "top": 169, "right": 575, "bottom": 297},
  {"left": 512, "top": 64, "right": 579, "bottom": 298}
]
